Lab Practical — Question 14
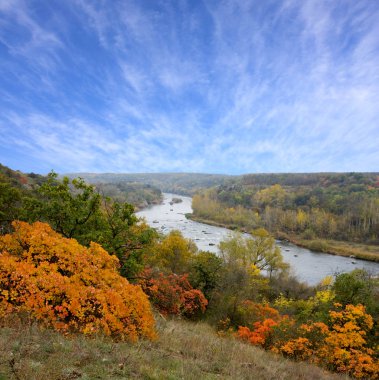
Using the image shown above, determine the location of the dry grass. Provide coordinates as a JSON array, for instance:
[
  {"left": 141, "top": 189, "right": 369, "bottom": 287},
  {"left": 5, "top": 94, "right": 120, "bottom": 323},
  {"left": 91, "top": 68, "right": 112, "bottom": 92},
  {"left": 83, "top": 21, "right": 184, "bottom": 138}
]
[
  {"left": 0, "top": 316, "right": 349, "bottom": 380},
  {"left": 293, "top": 237, "right": 379, "bottom": 262}
]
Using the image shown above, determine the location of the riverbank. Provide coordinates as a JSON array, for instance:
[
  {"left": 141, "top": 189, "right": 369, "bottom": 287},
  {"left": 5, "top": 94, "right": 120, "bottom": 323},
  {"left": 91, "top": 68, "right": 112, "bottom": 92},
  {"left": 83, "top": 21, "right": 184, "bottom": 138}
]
[{"left": 186, "top": 214, "right": 379, "bottom": 263}]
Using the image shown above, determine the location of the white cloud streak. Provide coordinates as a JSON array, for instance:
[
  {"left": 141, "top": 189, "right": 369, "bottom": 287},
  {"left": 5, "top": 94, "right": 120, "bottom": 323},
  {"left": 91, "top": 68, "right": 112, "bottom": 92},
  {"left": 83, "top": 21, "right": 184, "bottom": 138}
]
[{"left": 0, "top": 0, "right": 378, "bottom": 173}]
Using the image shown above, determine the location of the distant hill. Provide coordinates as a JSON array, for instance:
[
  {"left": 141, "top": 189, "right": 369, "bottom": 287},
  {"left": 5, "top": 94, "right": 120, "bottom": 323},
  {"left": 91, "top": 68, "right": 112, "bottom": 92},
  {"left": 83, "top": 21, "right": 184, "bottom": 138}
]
[
  {"left": 240, "top": 172, "right": 379, "bottom": 188},
  {"left": 65, "top": 172, "right": 234, "bottom": 195},
  {"left": 66, "top": 171, "right": 379, "bottom": 196}
]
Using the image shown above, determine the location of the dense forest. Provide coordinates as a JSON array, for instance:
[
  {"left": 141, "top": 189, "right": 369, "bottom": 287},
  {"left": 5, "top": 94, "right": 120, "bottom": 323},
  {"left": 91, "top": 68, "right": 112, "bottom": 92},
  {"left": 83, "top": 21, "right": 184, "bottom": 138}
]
[
  {"left": 191, "top": 173, "right": 379, "bottom": 261},
  {"left": 1, "top": 164, "right": 378, "bottom": 379}
]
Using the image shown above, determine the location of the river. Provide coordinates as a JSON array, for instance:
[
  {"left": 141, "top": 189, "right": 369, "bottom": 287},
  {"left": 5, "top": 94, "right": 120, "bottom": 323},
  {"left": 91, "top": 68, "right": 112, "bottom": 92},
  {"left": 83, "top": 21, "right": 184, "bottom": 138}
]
[{"left": 137, "top": 193, "right": 379, "bottom": 285}]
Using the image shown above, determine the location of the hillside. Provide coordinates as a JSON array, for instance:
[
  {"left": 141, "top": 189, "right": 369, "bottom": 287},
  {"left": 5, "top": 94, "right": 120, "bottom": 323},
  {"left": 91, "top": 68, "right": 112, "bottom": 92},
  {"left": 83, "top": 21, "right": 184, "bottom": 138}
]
[
  {"left": 0, "top": 318, "right": 347, "bottom": 380},
  {"left": 0, "top": 163, "right": 48, "bottom": 192},
  {"left": 1, "top": 165, "right": 378, "bottom": 379},
  {"left": 66, "top": 172, "right": 379, "bottom": 194}
]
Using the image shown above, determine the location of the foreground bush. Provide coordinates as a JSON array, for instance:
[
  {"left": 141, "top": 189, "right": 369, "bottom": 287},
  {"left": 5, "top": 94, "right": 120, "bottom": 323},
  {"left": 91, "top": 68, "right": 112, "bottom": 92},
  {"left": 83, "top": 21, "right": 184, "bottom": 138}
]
[
  {"left": 236, "top": 301, "right": 284, "bottom": 348},
  {"left": 0, "top": 221, "right": 155, "bottom": 341},
  {"left": 238, "top": 303, "right": 379, "bottom": 379}
]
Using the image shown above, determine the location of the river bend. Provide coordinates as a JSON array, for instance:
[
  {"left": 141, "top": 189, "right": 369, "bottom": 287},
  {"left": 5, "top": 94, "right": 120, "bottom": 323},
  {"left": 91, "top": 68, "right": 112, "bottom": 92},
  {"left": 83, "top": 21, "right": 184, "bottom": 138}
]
[{"left": 137, "top": 193, "right": 379, "bottom": 285}]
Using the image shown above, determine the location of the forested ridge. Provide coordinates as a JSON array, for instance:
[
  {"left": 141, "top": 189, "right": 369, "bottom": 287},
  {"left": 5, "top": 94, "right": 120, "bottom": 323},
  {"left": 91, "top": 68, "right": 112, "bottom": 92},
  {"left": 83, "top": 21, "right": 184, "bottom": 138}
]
[
  {"left": 66, "top": 171, "right": 232, "bottom": 195},
  {"left": 1, "top": 164, "right": 378, "bottom": 379},
  {"left": 191, "top": 172, "right": 379, "bottom": 261}
]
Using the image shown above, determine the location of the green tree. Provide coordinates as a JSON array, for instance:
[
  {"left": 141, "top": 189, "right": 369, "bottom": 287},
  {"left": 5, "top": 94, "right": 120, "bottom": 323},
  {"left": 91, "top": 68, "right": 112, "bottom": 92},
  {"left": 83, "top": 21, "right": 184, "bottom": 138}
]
[
  {"left": 332, "top": 269, "right": 378, "bottom": 317},
  {"left": 24, "top": 172, "right": 156, "bottom": 279},
  {"left": 189, "top": 251, "right": 223, "bottom": 300},
  {"left": 0, "top": 174, "right": 23, "bottom": 233},
  {"left": 25, "top": 172, "right": 102, "bottom": 244},
  {"left": 99, "top": 199, "right": 157, "bottom": 278}
]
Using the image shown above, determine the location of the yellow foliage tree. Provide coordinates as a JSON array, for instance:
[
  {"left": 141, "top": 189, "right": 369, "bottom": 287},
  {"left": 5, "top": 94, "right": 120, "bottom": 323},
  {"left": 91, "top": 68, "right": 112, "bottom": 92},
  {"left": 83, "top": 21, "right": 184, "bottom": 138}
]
[
  {"left": 147, "top": 230, "right": 196, "bottom": 274},
  {"left": 296, "top": 209, "right": 308, "bottom": 230},
  {"left": 255, "top": 184, "right": 287, "bottom": 208},
  {"left": 319, "top": 304, "right": 378, "bottom": 378},
  {"left": 0, "top": 221, "right": 156, "bottom": 341}
]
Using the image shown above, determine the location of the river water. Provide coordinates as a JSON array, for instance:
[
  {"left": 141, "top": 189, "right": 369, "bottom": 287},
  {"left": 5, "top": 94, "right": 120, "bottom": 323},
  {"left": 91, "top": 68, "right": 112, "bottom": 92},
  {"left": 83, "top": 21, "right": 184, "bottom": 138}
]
[{"left": 137, "top": 193, "right": 379, "bottom": 285}]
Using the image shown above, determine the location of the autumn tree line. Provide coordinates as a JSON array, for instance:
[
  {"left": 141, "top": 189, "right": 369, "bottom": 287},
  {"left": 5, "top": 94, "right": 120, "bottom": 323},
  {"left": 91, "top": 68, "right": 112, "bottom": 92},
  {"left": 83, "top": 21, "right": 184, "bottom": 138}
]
[
  {"left": 192, "top": 173, "right": 379, "bottom": 246},
  {"left": 0, "top": 165, "right": 378, "bottom": 378}
]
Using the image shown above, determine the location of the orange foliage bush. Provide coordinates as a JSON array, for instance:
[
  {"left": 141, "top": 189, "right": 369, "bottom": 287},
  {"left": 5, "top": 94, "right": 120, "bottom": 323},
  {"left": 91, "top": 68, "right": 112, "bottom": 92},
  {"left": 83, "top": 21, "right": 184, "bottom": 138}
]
[
  {"left": 277, "top": 322, "right": 329, "bottom": 361},
  {"left": 318, "top": 304, "right": 378, "bottom": 379},
  {"left": 238, "top": 300, "right": 281, "bottom": 327},
  {"left": 0, "top": 221, "right": 156, "bottom": 341},
  {"left": 138, "top": 268, "right": 208, "bottom": 318},
  {"left": 237, "top": 301, "right": 284, "bottom": 348},
  {"left": 279, "top": 337, "right": 313, "bottom": 360},
  {"left": 238, "top": 319, "right": 278, "bottom": 348},
  {"left": 238, "top": 302, "right": 378, "bottom": 378},
  {"left": 276, "top": 304, "right": 379, "bottom": 379}
]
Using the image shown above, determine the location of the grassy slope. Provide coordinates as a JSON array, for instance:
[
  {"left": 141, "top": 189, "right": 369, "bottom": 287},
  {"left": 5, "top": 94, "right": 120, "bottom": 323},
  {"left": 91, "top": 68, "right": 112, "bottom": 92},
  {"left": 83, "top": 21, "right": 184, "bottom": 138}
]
[{"left": 0, "top": 317, "right": 348, "bottom": 380}]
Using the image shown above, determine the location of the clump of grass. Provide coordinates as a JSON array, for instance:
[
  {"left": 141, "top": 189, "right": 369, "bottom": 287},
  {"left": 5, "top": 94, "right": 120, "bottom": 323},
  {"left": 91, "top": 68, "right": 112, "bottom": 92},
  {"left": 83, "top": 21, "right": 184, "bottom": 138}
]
[{"left": 0, "top": 315, "right": 348, "bottom": 380}]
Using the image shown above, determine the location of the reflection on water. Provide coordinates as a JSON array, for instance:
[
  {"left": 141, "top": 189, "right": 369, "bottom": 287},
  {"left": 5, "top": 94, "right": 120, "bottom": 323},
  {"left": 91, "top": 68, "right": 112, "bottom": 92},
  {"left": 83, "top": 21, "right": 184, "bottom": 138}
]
[{"left": 137, "top": 193, "right": 379, "bottom": 285}]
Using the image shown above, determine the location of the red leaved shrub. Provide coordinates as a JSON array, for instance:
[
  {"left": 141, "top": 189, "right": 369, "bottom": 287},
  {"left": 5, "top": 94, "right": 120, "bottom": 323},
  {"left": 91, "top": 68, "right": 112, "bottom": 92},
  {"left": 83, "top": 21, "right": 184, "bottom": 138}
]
[{"left": 138, "top": 268, "right": 208, "bottom": 318}]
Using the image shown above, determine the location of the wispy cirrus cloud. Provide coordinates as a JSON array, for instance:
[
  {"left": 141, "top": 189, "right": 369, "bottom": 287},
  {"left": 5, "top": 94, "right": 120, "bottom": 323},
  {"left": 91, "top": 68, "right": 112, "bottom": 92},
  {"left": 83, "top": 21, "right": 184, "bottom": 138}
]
[{"left": 0, "top": 0, "right": 378, "bottom": 174}]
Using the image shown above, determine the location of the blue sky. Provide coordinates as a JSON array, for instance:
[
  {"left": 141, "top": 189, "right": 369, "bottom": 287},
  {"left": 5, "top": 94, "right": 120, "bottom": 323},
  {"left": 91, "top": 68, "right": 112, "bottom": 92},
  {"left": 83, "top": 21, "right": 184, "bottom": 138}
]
[{"left": 0, "top": 0, "right": 378, "bottom": 174}]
